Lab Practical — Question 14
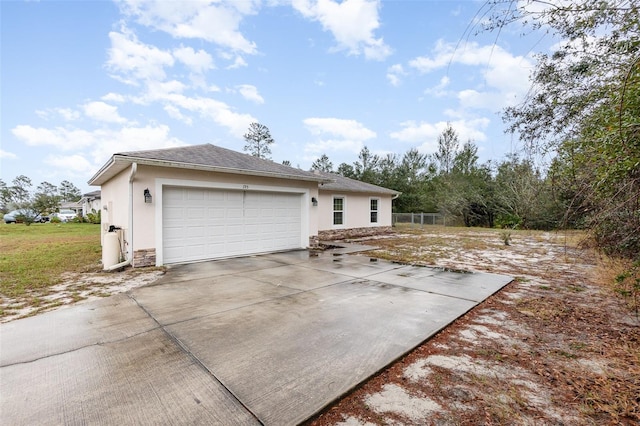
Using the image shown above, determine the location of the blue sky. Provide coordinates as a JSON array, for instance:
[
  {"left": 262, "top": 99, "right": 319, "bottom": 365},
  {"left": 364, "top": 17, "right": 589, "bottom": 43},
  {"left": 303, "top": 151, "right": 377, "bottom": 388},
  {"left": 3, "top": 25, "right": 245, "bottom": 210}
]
[{"left": 1, "top": 0, "right": 549, "bottom": 193}]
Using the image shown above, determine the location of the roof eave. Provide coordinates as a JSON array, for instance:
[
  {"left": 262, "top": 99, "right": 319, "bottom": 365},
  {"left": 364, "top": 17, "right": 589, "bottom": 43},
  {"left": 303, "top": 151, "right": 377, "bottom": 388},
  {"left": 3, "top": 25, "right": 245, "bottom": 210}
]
[
  {"left": 319, "top": 187, "right": 401, "bottom": 196},
  {"left": 89, "top": 155, "right": 332, "bottom": 186}
]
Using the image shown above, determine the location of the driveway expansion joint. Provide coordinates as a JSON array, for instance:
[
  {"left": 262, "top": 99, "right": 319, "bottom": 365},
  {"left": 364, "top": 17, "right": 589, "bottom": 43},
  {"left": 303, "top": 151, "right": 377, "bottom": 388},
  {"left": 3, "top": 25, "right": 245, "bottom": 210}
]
[{"left": 126, "top": 293, "right": 265, "bottom": 425}]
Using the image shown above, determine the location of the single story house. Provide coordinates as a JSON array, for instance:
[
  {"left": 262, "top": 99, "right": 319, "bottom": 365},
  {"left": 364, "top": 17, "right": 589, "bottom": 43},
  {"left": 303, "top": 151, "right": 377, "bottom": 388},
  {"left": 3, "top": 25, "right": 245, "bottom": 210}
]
[
  {"left": 60, "top": 201, "right": 82, "bottom": 215},
  {"left": 88, "top": 144, "right": 399, "bottom": 268},
  {"left": 80, "top": 190, "right": 101, "bottom": 217}
]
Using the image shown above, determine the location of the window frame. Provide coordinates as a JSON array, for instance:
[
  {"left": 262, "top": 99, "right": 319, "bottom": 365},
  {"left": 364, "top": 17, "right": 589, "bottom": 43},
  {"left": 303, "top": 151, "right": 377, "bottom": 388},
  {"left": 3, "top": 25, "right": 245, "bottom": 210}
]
[
  {"left": 332, "top": 196, "right": 345, "bottom": 227},
  {"left": 369, "top": 197, "right": 379, "bottom": 224}
]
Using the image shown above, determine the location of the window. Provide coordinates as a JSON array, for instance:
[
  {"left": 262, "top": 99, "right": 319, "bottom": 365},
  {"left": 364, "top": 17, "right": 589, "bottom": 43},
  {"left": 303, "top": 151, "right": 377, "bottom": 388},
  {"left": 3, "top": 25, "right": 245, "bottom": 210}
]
[
  {"left": 370, "top": 198, "right": 379, "bottom": 223},
  {"left": 333, "top": 197, "right": 344, "bottom": 225}
]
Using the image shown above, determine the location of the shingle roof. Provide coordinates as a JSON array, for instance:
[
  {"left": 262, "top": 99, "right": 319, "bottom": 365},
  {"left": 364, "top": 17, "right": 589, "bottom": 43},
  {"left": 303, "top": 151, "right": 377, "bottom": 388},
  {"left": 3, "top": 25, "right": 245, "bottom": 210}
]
[
  {"left": 89, "top": 143, "right": 330, "bottom": 185},
  {"left": 82, "top": 190, "right": 101, "bottom": 198},
  {"left": 315, "top": 171, "right": 400, "bottom": 195}
]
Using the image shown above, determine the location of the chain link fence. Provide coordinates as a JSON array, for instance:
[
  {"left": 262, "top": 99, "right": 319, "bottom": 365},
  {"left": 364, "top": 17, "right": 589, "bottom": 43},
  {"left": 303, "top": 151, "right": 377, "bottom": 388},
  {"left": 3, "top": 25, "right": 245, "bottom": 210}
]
[{"left": 392, "top": 212, "right": 446, "bottom": 227}]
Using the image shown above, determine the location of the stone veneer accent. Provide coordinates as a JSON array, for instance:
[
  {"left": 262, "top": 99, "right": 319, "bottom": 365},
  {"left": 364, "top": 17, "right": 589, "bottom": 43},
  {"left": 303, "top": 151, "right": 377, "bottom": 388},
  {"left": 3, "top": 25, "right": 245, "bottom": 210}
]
[
  {"left": 133, "top": 248, "right": 156, "bottom": 268},
  {"left": 318, "top": 226, "right": 394, "bottom": 241},
  {"left": 308, "top": 235, "right": 320, "bottom": 248}
]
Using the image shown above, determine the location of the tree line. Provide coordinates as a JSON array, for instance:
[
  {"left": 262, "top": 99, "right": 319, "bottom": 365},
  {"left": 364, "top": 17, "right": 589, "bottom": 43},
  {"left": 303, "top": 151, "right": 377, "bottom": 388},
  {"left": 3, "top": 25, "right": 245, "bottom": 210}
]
[
  {"left": 310, "top": 124, "right": 563, "bottom": 230},
  {"left": 0, "top": 176, "right": 82, "bottom": 222},
  {"left": 311, "top": 0, "right": 639, "bottom": 262}
]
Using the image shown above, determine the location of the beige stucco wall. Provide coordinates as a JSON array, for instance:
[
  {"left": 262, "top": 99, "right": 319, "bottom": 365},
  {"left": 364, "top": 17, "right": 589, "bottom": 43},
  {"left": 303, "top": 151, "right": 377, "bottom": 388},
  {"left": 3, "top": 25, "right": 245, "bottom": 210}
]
[
  {"left": 317, "top": 191, "right": 393, "bottom": 231},
  {"left": 99, "top": 164, "right": 319, "bottom": 265},
  {"left": 99, "top": 167, "right": 131, "bottom": 256}
]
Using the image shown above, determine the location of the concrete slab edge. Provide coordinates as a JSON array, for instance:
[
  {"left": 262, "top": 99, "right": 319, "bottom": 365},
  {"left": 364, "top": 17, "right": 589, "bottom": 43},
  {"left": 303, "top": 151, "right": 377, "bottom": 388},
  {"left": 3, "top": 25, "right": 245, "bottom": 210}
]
[{"left": 298, "top": 275, "right": 516, "bottom": 425}]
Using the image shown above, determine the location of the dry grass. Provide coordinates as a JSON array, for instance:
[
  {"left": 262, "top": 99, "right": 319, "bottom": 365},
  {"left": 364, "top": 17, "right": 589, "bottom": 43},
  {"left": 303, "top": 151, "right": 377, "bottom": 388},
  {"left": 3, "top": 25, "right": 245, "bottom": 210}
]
[
  {"left": 311, "top": 226, "right": 640, "bottom": 426},
  {"left": 0, "top": 223, "right": 102, "bottom": 318}
]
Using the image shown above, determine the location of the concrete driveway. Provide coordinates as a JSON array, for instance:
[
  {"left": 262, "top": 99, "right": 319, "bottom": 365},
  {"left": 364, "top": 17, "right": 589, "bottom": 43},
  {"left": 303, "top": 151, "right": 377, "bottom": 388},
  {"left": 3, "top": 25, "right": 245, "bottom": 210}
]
[{"left": 0, "top": 245, "right": 512, "bottom": 425}]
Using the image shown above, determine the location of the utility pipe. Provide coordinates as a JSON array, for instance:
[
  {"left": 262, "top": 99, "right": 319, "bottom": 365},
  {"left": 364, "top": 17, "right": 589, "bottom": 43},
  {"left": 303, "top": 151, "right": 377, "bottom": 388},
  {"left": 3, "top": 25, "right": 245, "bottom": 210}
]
[{"left": 104, "top": 162, "right": 137, "bottom": 271}]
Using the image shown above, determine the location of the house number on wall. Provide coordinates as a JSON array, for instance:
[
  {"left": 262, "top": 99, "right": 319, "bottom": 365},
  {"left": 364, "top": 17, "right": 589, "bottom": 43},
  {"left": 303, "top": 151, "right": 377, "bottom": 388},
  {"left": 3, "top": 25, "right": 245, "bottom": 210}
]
[{"left": 242, "top": 185, "right": 249, "bottom": 190}]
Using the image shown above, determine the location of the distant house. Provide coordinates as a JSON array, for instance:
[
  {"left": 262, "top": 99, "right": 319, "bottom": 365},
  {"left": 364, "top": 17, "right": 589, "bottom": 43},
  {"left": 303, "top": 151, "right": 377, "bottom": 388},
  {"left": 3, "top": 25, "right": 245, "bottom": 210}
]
[
  {"left": 60, "top": 201, "right": 82, "bottom": 215},
  {"left": 80, "top": 190, "right": 101, "bottom": 217},
  {"left": 88, "top": 144, "right": 399, "bottom": 268}
]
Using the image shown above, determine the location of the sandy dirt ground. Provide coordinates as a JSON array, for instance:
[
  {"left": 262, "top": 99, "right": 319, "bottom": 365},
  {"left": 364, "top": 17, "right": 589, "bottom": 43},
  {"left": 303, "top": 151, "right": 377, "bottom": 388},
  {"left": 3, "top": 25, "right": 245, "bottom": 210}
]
[
  {"left": 3, "top": 227, "right": 638, "bottom": 424},
  {"left": 0, "top": 268, "right": 164, "bottom": 323},
  {"left": 309, "top": 228, "right": 639, "bottom": 426}
]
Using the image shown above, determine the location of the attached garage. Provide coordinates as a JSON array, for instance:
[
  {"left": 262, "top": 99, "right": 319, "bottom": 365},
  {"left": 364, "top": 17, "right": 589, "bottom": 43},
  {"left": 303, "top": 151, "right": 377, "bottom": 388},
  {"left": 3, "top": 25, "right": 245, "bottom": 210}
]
[
  {"left": 88, "top": 143, "right": 399, "bottom": 268},
  {"left": 162, "top": 186, "right": 303, "bottom": 264}
]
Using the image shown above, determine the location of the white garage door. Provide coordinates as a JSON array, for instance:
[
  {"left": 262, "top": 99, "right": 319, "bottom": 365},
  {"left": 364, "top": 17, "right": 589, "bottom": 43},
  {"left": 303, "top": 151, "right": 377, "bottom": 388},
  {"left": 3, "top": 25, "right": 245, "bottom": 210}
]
[{"left": 162, "top": 186, "right": 303, "bottom": 264}]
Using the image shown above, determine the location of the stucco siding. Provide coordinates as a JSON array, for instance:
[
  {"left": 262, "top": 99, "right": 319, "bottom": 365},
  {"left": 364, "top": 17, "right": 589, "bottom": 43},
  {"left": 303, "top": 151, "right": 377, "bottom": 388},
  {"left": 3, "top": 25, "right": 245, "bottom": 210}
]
[
  {"left": 317, "top": 191, "right": 393, "bottom": 231},
  {"left": 100, "top": 167, "right": 131, "bottom": 254},
  {"left": 102, "top": 165, "right": 319, "bottom": 262}
]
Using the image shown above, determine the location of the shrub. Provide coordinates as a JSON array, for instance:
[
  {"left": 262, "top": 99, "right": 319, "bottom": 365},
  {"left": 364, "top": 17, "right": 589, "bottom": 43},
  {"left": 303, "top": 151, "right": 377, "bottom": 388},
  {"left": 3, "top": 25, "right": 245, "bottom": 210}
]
[
  {"left": 615, "top": 260, "right": 640, "bottom": 318},
  {"left": 86, "top": 209, "right": 101, "bottom": 224},
  {"left": 500, "top": 231, "right": 512, "bottom": 246}
]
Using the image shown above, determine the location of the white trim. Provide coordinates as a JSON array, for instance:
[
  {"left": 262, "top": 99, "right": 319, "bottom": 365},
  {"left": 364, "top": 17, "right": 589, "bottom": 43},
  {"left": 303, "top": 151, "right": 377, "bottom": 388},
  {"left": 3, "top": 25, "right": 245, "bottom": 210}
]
[
  {"left": 369, "top": 197, "right": 380, "bottom": 224},
  {"left": 332, "top": 195, "right": 346, "bottom": 228},
  {"left": 155, "top": 178, "right": 310, "bottom": 266}
]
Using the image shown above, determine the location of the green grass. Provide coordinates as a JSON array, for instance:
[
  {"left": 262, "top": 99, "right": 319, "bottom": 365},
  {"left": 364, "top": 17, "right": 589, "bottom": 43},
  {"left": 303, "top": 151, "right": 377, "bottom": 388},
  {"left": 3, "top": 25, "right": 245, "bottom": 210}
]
[{"left": 0, "top": 222, "right": 102, "bottom": 298}]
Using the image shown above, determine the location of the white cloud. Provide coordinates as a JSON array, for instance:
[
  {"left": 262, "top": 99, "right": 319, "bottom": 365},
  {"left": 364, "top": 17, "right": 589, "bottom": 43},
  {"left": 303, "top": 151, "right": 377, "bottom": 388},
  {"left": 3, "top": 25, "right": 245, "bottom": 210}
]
[
  {"left": 12, "top": 125, "right": 95, "bottom": 150},
  {"left": 116, "top": 0, "right": 259, "bottom": 54},
  {"left": 83, "top": 101, "right": 128, "bottom": 124},
  {"left": 101, "top": 92, "right": 127, "bottom": 103},
  {"left": 408, "top": 39, "right": 453, "bottom": 73},
  {"left": 292, "top": 0, "right": 392, "bottom": 60},
  {"left": 226, "top": 55, "right": 248, "bottom": 69},
  {"left": 424, "top": 76, "right": 450, "bottom": 97},
  {"left": 236, "top": 84, "right": 264, "bottom": 104},
  {"left": 303, "top": 117, "right": 376, "bottom": 154},
  {"left": 13, "top": 122, "right": 186, "bottom": 177},
  {"left": 173, "top": 46, "right": 214, "bottom": 73},
  {"left": 411, "top": 40, "right": 532, "bottom": 93},
  {"left": 44, "top": 154, "right": 95, "bottom": 176},
  {"left": 160, "top": 94, "right": 257, "bottom": 136},
  {"left": 56, "top": 108, "right": 81, "bottom": 121},
  {"left": 407, "top": 40, "right": 533, "bottom": 112},
  {"left": 386, "top": 64, "right": 406, "bottom": 86},
  {"left": 304, "top": 117, "right": 376, "bottom": 140},
  {"left": 163, "top": 105, "right": 193, "bottom": 125},
  {"left": 0, "top": 149, "right": 17, "bottom": 160},
  {"left": 138, "top": 80, "right": 187, "bottom": 103},
  {"left": 35, "top": 108, "right": 81, "bottom": 121},
  {"left": 89, "top": 124, "right": 185, "bottom": 165},
  {"left": 390, "top": 118, "right": 490, "bottom": 153},
  {"left": 106, "top": 27, "right": 175, "bottom": 84},
  {"left": 11, "top": 122, "right": 186, "bottom": 164}
]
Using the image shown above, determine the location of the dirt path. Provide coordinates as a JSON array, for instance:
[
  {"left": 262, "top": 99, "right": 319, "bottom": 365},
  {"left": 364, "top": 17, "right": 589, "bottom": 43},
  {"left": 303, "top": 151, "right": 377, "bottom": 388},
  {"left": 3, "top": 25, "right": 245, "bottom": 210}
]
[{"left": 310, "top": 228, "right": 639, "bottom": 425}]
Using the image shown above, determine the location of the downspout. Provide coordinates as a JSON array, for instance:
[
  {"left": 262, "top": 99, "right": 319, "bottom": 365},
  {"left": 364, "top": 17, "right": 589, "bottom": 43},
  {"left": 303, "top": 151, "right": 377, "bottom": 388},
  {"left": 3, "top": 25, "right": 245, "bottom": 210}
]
[{"left": 105, "top": 162, "right": 137, "bottom": 271}]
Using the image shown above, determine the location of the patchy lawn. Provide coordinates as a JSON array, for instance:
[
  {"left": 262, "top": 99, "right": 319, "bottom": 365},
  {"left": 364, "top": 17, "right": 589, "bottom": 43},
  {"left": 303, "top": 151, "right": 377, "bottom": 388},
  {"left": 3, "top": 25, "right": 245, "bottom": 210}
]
[
  {"left": 0, "top": 223, "right": 162, "bottom": 322},
  {"left": 310, "top": 226, "right": 639, "bottom": 425}
]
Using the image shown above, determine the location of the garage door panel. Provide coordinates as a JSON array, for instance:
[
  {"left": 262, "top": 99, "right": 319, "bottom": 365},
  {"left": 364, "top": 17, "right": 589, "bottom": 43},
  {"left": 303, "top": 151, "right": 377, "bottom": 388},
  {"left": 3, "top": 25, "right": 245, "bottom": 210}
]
[
  {"left": 206, "top": 191, "right": 225, "bottom": 202},
  {"left": 164, "top": 206, "right": 184, "bottom": 219},
  {"left": 164, "top": 189, "right": 185, "bottom": 201},
  {"left": 227, "top": 208, "right": 243, "bottom": 218},
  {"left": 206, "top": 224, "right": 226, "bottom": 236},
  {"left": 163, "top": 187, "right": 303, "bottom": 264},
  {"left": 244, "top": 208, "right": 259, "bottom": 218},
  {"left": 185, "top": 226, "right": 207, "bottom": 238},
  {"left": 186, "top": 189, "right": 205, "bottom": 200}
]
